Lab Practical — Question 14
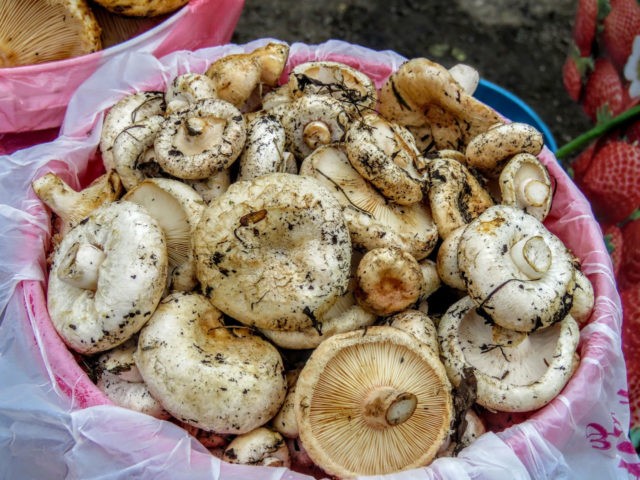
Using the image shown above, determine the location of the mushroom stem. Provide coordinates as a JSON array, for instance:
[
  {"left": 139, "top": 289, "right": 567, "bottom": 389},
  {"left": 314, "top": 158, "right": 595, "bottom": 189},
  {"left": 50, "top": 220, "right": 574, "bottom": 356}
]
[
  {"left": 303, "top": 121, "right": 332, "bottom": 151},
  {"left": 57, "top": 242, "right": 106, "bottom": 290},
  {"left": 518, "top": 178, "right": 551, "bottom": 208},
  {"left": 362, "top": 386, "right": 417, "bottom": 429},
  {"left": 510, "top": 235, "right": 552, "bottom": 280}
]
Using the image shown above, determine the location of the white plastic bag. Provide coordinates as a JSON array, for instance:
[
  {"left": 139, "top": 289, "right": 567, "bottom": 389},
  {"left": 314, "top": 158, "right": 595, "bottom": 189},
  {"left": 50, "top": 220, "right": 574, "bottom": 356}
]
[{"left": 0, "top": 39, "right": 637, "bottom": 479}]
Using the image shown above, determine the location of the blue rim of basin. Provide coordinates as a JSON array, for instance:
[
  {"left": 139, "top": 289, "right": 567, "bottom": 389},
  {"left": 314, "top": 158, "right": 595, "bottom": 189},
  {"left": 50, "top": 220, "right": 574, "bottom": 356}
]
[{"left": 475, "top": 79, "right": 558, "bottom": 153}]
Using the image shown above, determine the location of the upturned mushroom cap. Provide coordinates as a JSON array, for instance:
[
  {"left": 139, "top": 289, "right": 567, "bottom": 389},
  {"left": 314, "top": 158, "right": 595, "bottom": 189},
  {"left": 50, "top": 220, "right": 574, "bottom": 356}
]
[
  {"left": 165, "top": 73, "right": 217, "bottom": 115},
  {"left": 344, "top": 113, "right": 426, "bottom": 205},
  {"left": 154, "top": 98, "right": 246, "bottom": 180},
  {"left": 135, "top": 292, "right": 287, "bottom": 434},
  {"left": 194, "top": 172, "right": 352, "bottom": 331},
  {"left": 237, "top": 113, "right": 290, "bottom": 181},
  {"left": 222, "top": 427, "right": 291, "bottom": 468},
  {"left": 498, "top": 152, "right": 553, "bottom": 221},
  {"left": 91, "top": 0, "right": 188, "bottom": 16},
  {"left": 458, "top": 205, "right": 576, "bottom": 332},
  {"left": 295, "top": 326, "right": 453, "bottom": 477},
  {"left": 47, "top": 200, "right": 168, "bottom": 354},
  {"left": 438, "top": 296, "right": 580, "bottom": 412},
  {"left": 0, "top": 0, "right": 101, "bottom": 67},
  {"left": 299, "top": 144, "right": 438, "bottom": 260},
  {"left": 427, "top": 156, "right": 494, "bottom": 239},
  {"left": 100, "top": 91, "right": 166, "bottom": 171}
]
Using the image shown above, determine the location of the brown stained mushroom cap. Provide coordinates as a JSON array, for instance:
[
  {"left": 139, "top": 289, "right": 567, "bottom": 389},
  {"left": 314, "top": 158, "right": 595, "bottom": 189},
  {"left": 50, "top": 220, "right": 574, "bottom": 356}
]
[
  {"left": 0, "top": 0, "right": 101, "bottom": 67},
  {"left": 295, "top": 326, "right": 453, "bottom": 477},
  {"left": 91, "top": 0, "right": 188, "bottom": 16},
  {"left": 222, "top": 427, "right": 291, "bottom": 467}
]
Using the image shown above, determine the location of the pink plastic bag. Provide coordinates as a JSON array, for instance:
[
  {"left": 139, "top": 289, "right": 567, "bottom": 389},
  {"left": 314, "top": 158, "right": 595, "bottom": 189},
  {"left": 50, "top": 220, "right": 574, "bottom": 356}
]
[
  {"left": 0, "top": 0, "right": 244, "bottom": 136},
  {"left": 0, "top": 39, "right": 637, "bottom": 479}
]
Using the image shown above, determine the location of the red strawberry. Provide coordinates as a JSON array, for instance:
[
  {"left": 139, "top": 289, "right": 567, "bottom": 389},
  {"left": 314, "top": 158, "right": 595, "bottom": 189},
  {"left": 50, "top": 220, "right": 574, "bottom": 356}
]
[
  {"left": 582, "top": 58, "right": 627, "bottom": 122},
  {"left": 563, "top": 56, "right": 584, "bottom": 102},
  {"left": 603, "top": 223, "right": 625, "bottom": 279},
  {"left": 573, "top": 0, "right": 600, "bottom": 56},
  {"left": 621, "top": 284, "right": 640, "bottom": 427},
  {"left": 624, "top": 119, "right": 640, "bottom": 144},
  {"left": 602, "top": 0, "right": 640, "bottom": 70},
  {"left": 570, "top": 140, "right": 599, "bottom": 184},
  {"left": 580, "top": 141, "right": 640, "bottom": 223},
  {"left": 620, "top": 216, "right": 640, "bottom": 287}
]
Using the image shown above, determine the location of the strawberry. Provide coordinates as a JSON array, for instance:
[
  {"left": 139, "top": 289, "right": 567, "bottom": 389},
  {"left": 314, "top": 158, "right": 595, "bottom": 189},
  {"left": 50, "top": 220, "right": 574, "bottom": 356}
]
[
  {"left": 562, "top": 48, "right": 593, "bottom": 102},
  {"left": 573, "top": 0, "right": 600, "bottom": 56},
  {"left": 582, "top": 58, "right": 627, "bottom": 122},
  {"left": 620, "top": 215, "right": 640, "bottom": 287},
  {"left": 570, "top": 140, "right": 599, "bottom": 184},
  {"left": 602, "top": 0, "right": 640, "bottom": 70},
  {"left": 603, "top": 223, "right": 625, "bottom": 279},
  {"left": 580, "top": 141, "right": 640, "bottom": 223},
  {"left": 621, "top": 284, "right": 640, "bottom": 428}
]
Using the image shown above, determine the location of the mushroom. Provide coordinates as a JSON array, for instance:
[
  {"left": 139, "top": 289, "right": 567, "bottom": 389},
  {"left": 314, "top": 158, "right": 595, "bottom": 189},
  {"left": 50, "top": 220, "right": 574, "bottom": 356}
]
[
  {"left": 457, "top": 205, "right": 576, "bottom": 332},
  {"left": 388, "top": 309, "right": 439, "bottom": 355},
  {"left": 448, "top": 64, "right": 480, "bottom": 95},
  {"left": 299, "top": 144, "right": 438, "bottom": 260},
  {"left": 165, "top": 73, "right": 217, "bottom": 115},
  {"left": 295, "top": 326, "right": 453, "bottom": 477},
  {"left": 344, "top": 113, "right": 426, "bottom": 205},
  {"left": 0, "top": 0, "right": 101, "bottom": 67},
  {"left": 427, "top": 156, "right": 494, "bottom": 239},
  {"left": 419, "top": 258, "right": 442, "bottom": 301},
  {"left": 135, "top": 292, "right": 287, "bottom": 434},
  {"left": 355, "top": 247, "right": 424, "bottom": 316},
  {"left": 436, "top": 225, "right": 467, "bottom": 291},
  {"left": 32, "top": 170, "right": 122, "bottom": 238},
  {"left": 222, "top": 427, "right": 291, "bottom": 468},
  {"left": 498, "top": 152, "right": 553, "bottom": 221},
  {"left": 272, "top": 369, "right": 302, "bottom": 439},
  {"left": 47, "top": 200, "right": 168, "bottom": 354},
  {"left": 184, "top": 168, "right": 231, "bottom": 204},
  {"left": 123, "top": 178, "right": 205, "bottom": 291},
  {"left": 570, "top": 268, "right": 595, "bottom": 324},
  {"left": 90, "top": 3, "right": 154, "bottom": 48},
  {"left": 236, "top": 113, "right": 291, "bottom": 181},
  {"left": 193, "top": 172, "right": 352, "bottom": 331},
  {"left": 154, "top": 98, "right": 246, "bottom": 180},
  {"left": 438, "top": 296, "right": 580, "bottom": 412},
  {"left": 100, "top": 91, "right": 166, "bottom": 171},
  {"left": 91, "top": 0, "right": 188, "bottom": 16},
  {"left": 282, "top": 94, "right": 351, "bottom": 160},
  {"left": 95, "top": 337, "right": 169, "bottom": 419},
  {"left": 465, "top": 122, "right": 545, "bottom": 177}
]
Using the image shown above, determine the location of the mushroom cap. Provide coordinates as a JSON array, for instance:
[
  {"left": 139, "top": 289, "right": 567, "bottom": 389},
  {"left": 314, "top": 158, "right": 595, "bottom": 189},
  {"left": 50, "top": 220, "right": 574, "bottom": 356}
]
[
  {"left": 438, "top": 296, "right": 580, "bottom": 412},
  {"left": 299, "top": 144, "right": 438, "bottom": 260},
  {"left": 250, "top": 41, "right": 290, "bottom": 87},
  {"left": 0, "top": 0, "right": 101, "bottom": 67},
  {"left": 47, "top": 200, "right": 168, "bottom": 354},
  {"left": 388, "top": 309, "right": 440, "bottom": 355},
  {"left": 154, "top": 98, "right": 246, "bottom": 180},
  {"left": 165, "top": 73, "right": 217, "bottom": 115},
  {"left": 436, "top": 225, "right": 467, "bottom": 291},
  {"left": 237, "top": 113, "right": 289, "bottom": 182},
  {"left": 91, "top": 0, "right": 188, "bottom": 16},
  {"left": 458, "top": 205, "right": 576, "bottom": 332},
  {"left": 570, "top": 268, "right": 595, "bottom": 324},
  {"left": 205, "top": 51, "right": 262, "bottom": 108},
  {"left": 222, "top": 427, "right": 291, "bottom": 468},
  {"left": 135, "top": 292, "right": 287, "bottom": 434},
  {"left": 194, "top": 172, "right": 352, "bottom": 331},
  {"left": 295, "top": 326, "right": 453, "bottom": 477}
]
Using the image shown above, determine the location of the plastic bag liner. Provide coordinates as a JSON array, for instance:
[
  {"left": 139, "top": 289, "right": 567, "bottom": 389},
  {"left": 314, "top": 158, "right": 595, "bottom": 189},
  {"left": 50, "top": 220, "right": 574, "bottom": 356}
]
[
  {"left": 0, "top": 39, "right": 637, "bottom": 479},
  {"left": 0, "top": 0, "right": 245, "bottom": 135}
]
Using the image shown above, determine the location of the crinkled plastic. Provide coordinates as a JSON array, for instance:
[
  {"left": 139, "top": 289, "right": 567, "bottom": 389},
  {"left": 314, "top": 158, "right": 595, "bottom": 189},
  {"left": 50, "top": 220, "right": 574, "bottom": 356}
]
[
  {"left": 0, "top": 0, "right": 245, "bottom": 135},
  {"left": 0, "top": 39, "right": 637, "bottom": 479}
]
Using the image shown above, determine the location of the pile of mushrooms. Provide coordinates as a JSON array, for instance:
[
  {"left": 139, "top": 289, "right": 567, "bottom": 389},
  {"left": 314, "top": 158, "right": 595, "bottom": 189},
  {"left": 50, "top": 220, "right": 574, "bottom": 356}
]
[{"left": 33, "top": 41, "right": 595, "bottom": 478}]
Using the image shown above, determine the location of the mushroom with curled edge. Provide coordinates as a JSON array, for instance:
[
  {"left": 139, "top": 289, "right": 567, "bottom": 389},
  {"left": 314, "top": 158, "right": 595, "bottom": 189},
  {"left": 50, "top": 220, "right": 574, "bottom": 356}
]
[
  {"left": 344, "top": 113, "right": 426, "bottom": 205},
  {"left": 570, "top": 268, "right": 595, "bottom": 324},
  {"left": 295, "top": 326, "right": 453, "bottom": 477},
  {"left": 388, "top": 309, "right": 440, "bottom": 355},
  {"left": 135, "top": 292, "right": 287, "bottom": 434},
  {"left": 465, "top": 122, "right": 545, "bottom": 177},
  {"left": 32, "top": 170, "right": 122, "bottom": 239},
  {"left": 355, "top": 246, "right": 424, "bottom": 317},
  {"left": 100, "top": 91, "right": 166, "bottom": 171},
  {"left": 438, "top": 296, "right": 580, "bottom": 412},
  {"left": 95, "top": 337, "right": 169, "bottom": 419},
  {"left": 458, "top": 205, "right": 577, "bottom": 332},
  {"left": 272, "top": 369, "right": 302, "bottom": 439},
  {"left": 164, "top": 73, "right": 217, "bottom": 115},
  {"left": 427, "top": 155, "right": 494, "bottom": 239},
  {"left": 288, "top": 60, "right": 378, "bottom": 115},
  {"left": 47, "top": 201, "right": 168, "bottom": 354},
  {"left": 154, "top": 98, "right": 246, "bottom": 180},
  {"left": 282, "top": 94, "right": 351, "bottom": 160},
  {"left": 193, "top": 172, "right": 352, "bottom": 332},
  {"left": 92, "top": 0, "right": 188, "bottom": 16},
  {"left": 222, "top": 427, "right": 291, "bottom": 468},
  {"left": 299, "top": 144, "right": 438, "bottom": 260},
  {"left": 378, "top": 57, "right": 502, "bottom": 151},
  {"left": 448, "top": 64, "right": 480, "bottom": 95},
  {"left": 436, "top": 225, "right": 467, "bottom": 291},
  {"left": 498, "top": 152, "right": 553, "bottom": 221},
  {"left": 123, "top": 178, "right": 205, "bottom": 292}
]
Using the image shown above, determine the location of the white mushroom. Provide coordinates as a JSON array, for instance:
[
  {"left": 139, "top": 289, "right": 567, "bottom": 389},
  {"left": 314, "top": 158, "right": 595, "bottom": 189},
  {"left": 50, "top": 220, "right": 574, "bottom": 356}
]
[
  {"left": 222, "top": 427, "right": 291, "bottom": 468},
  {"left": 438, "top": 296, "right": 580, "bottom": 412},
  {"left": 272, "top": 369, "right": 302, "bottom": 439},
  {"left": 237, "top": 113, "right": 290, "bottom": 181},
  {"left": 154, "top": 98, "right": 246, "bottom": 180},
  {"left": 135, "top": 292, "right": 287, "bottom": 434},
  {"left": 419, "top": 258, "right": 442, "bottom": 301},
  {"left": 47, "top": 200, "right": 168, "bottom": 354},
  {"left": 436, "top": 225, "right": 467, "bottom": 291},
  {"left": 185, "top": 169, "right": 231, "bottom": 204},
  {"left": 448, "top": 64, "right": 480, "bottom": 95},
  {"left": 165, "top": 73, "right": 217, "bottom": 115},
  {"left": 193, "top": 172, "right": 352, "bottom": 331},
  {"left": 457, "top": 205, "right": 576, "bottom": 332},
  {"left": 570, "top": 269, "right": 595, "bottom": 324},
  {"left": 388, "top": 309, "right": 439, "bottom": 354},
  {"left": 299, "top": 144, "right": 438, "bottom": 260}
]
